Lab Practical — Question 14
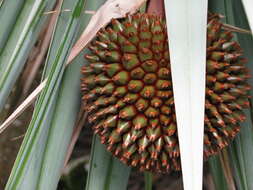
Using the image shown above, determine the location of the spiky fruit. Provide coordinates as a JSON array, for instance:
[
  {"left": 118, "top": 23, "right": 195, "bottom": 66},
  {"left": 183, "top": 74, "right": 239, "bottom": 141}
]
[{"left": 81, "top": 13, "right": 250, "bottom": 173}]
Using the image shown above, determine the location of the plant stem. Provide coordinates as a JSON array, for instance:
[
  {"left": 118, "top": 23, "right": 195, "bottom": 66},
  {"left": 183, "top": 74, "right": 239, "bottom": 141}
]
[
  {"left": 144, "top": 172, "right": 153, "bottom": 190},
  {"left": 147, "top": 0, "right": 165, "bottom": 15}
]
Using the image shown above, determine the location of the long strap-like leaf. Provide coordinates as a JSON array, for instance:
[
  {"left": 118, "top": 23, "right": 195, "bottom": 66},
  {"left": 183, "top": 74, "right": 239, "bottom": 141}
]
[
  {"left": 85, "top": 136, "right": 130, "bottom": 190},
  {"left": 0, "top": 0, "right": 25, "bottom": 50},
  {"left": 5, "top": 0, "right": 85, "bottom": 189},
  {"left": 0, "top": 0, "right": 56, "bottom": 111},
  {"left": 164, "top": 1, "right": 208, "bottom": 189}
]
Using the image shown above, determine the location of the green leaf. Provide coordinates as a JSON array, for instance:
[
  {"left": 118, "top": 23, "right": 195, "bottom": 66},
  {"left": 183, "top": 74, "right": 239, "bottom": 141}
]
[
  {"left": 208, "top": 1, "right": 225, "bottom": 16},
  {"left": 0, "top": 0, "right": 56, "bottom": 111},
  {"left": 86, "top": 136, "right": 131, "bottom": 190},
  {"left": 144, "top": 172, "right": 153, "bottom": 190},
  {"left": 209, "top": 155, "right": 228, "bottom": 190},
  {"left": 35, "top": 0, "right": 99, "bottom": 189},
  {"left": 36, "top": 45, "right": 83, "bottom": 189},
  {"left": 0, "top": 0, "right": 25, "bottom": 50},
  {"left": 5, "top": 0, "right": 85, "bottom": 189}
]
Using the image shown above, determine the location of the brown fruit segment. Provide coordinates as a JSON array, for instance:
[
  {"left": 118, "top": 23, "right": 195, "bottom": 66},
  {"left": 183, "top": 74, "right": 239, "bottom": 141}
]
[{"left": 81, "top": 13, "right": 250, "bottom": 173}]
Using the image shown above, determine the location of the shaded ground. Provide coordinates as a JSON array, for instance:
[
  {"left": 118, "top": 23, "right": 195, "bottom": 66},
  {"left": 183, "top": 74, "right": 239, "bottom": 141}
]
[
  {"left": 0, "top": 119, "right": 27, "bottom": 188},
  {"left": 0, "top": 89, "right": 34, "bottom": 188}
]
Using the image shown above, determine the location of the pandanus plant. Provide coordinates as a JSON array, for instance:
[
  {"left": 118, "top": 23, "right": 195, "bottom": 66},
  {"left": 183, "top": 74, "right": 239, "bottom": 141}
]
[{"left": 0, "top": 0, "right": 253, "bottom": 189}]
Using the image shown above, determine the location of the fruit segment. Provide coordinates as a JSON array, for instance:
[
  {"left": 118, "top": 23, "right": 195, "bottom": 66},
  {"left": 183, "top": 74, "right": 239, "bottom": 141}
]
[{"left": 81, "top": 13, "right": 250, "bottom": 173}]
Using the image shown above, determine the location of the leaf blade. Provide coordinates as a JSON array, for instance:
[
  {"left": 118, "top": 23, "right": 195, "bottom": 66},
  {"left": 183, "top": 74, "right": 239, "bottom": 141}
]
[
  {"left": 0, "top": 0, "right": 56, "bottom": 111},
  {"left": 86, "top": 136, "right": 131, "bottom": 190},
  {"left": 5, "top": 0, "right": 85, "bottom": 188},
  {"left": 0, "top": 0, "right": 25, "bottom": 50},
  {"left": 164, "top": 1, "right": 208, "bottom": 189}
]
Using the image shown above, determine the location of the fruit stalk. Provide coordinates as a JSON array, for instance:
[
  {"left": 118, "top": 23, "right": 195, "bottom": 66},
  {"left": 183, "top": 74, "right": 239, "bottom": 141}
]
[{"left": 147, "top": 0, "right": 165, "bottom": 16}]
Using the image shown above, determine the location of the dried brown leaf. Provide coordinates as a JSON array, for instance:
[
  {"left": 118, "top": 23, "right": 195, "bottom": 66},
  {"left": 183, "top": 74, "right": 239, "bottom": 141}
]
[
  {"left": 222, "top": 23, "right": 251, "bottom": 34},
  {"left": 67, "top": 0, "right": 147, "bottom": 63},
  {"left": 0, "top": 80, "right": 47, "bottom": 134}
]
